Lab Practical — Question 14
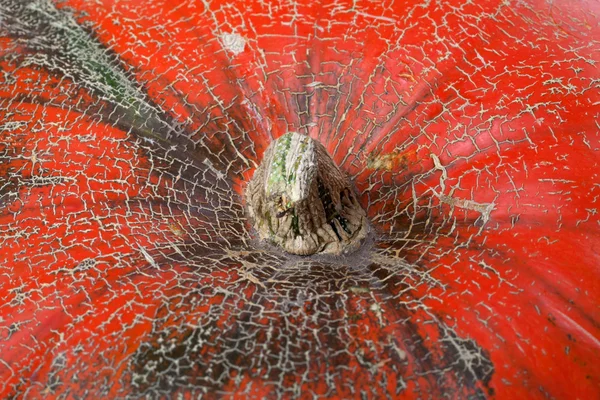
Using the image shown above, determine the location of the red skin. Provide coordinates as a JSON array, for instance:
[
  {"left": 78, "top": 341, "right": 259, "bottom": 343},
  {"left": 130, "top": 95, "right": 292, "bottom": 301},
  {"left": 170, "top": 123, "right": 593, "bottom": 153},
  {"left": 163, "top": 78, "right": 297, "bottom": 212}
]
[{"left": 0, "top": 0, "right": 599, "bottom": 399}]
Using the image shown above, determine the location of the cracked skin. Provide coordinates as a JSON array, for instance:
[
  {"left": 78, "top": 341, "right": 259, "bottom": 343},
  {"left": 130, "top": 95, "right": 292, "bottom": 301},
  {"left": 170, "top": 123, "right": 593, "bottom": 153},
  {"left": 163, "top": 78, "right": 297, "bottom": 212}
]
[{"left": 0, "top": 0, "right": 599, "bottom": 399}]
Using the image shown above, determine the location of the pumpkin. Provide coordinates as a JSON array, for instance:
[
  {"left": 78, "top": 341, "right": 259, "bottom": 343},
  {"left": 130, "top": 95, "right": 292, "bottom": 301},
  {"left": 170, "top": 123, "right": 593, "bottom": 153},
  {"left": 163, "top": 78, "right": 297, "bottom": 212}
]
[{"left": 0, "top": 0, "right": 598, "bottom": 398}]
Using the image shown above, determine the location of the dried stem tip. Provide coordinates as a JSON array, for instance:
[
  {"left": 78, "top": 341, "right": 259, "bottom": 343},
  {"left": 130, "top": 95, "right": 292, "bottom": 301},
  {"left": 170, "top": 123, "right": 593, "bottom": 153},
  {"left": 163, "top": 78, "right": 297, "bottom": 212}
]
[{"left": 246, "top": 132, "right": 368, "bottom": 255}]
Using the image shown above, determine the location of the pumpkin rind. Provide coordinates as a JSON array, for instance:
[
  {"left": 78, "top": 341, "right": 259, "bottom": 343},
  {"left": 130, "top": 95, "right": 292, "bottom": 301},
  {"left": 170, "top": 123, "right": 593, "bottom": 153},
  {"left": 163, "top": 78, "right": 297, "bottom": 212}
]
[{"left": 0, "top": 0, "right": 598, "bottom": 399}]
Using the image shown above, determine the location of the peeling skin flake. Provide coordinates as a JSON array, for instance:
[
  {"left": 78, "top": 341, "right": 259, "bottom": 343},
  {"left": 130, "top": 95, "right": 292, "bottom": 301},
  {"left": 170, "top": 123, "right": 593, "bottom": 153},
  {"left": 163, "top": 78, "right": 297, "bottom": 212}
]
[
  {"left": 220, "top": 32, "right": 246, "bottom": 55},
  {"left": 0, "top": 0, "right": 599, "bottom": 399}
]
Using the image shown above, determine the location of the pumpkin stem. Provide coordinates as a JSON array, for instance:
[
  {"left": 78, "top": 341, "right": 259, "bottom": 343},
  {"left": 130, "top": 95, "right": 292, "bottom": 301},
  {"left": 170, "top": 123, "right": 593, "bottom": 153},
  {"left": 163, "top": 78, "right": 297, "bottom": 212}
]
[{"left": 246, "top": 132, "right": 368, "bottom": 255}]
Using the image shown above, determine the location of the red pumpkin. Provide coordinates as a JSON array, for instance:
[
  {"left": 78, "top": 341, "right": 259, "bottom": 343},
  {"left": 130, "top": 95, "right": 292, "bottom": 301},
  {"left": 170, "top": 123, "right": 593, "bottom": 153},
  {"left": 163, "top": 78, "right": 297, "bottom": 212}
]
[{"left": 1, "top": 0, "right": 598, "bottom": 398}]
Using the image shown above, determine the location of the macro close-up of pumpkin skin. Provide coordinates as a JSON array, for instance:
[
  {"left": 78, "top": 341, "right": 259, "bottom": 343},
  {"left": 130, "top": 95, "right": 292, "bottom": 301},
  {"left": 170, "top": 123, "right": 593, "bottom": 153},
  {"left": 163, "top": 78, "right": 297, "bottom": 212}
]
[{"left": 0, "top": 0, "right": 599, "bottom": 398}]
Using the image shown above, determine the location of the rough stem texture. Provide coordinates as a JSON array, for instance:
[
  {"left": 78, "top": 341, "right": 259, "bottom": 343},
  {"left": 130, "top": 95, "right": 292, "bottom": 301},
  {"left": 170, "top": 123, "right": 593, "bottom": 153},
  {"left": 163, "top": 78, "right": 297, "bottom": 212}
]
[{"left": 247, "top": 132, "right": 368, "bottom": 255}]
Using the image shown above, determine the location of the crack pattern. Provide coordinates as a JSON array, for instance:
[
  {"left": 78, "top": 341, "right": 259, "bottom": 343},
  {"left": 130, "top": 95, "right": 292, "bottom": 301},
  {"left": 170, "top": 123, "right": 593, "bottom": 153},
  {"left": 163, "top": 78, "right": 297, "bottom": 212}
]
[{"left": 0, "top": 0, "right": 599, "bottom": 398}]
